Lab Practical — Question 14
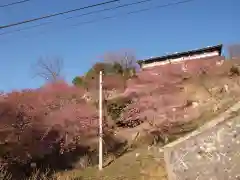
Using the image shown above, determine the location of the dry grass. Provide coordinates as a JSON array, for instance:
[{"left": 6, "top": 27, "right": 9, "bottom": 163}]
[
  {"left": 54, "top": 96, "right": 239, "bottom": 180},
  {"left": 0, "top": 166, "right": 12, "bottom": 180},
  {"left": 0, "top": 167, "right": 55, "bottom": 180},
  {"left": 55, "top": 146, "right": 167, "bottom": 180}
]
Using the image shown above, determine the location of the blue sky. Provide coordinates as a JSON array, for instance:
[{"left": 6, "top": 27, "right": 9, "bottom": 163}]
[{"left": 0, "top": 0, "right": 238, "bottom": 92}]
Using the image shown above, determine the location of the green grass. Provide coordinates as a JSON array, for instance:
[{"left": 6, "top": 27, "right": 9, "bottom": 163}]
[{"left": 56, "top": 146, "right": 167, "bottom": 180}]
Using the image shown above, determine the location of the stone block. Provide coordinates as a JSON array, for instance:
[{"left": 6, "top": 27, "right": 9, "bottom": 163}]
[{"left": 164, "top": 104, "right": 240, "bottom": 180}]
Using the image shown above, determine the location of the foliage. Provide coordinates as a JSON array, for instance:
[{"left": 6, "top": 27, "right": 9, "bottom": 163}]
[
  {"left": 79, "top": 50, "right": 138, "bottom": 91},
  {"left": 85, "top": 62, "right": 114, "bottom": 79},
  {"left": 103, "top": 50, "right": 138, "bottom": 69},
  {"left": 112, "top": 62, "right": 124, "bottom": 74},
  {"left": 229, "top": 65, "right": 240, "bottom": 76},
  {"left": 72, "top": 50, "right": 139, "bottom": 92},
  {"left": 106, "top": 96, "right": 132, "bottom": 121},
  {"left": 72, "top": 76, "right": 86, "bottom": 88},
  {"left": 80, "top": 62, "right": 127, "bottom": 92},
  {"left": 0, "top": 81, "right": 107, "bottom": 178},
  {"left": 103, "top": 50, "right": 138, "bottom": 79}
]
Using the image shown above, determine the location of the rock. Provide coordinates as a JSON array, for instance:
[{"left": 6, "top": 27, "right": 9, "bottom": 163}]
[
  {"left": 75, "top": 156, "right": 90, "bottom": 169},
  {"left": 216, "top": 60, "right": 224, "bottom": 66},
  {"left": 82, "top": 93, "right": 92, "bottom": 102},
  {"left": 192, "top": 102, "right": 199, "bottom": 108},
  {"left": 159, "top": 148, "right": 163, "bottom": 153},
  {"left": 103, "top": 154, "right": 115, "bottom": 167},
  {"left": 224, "top": 84, "right": 229, "bottom": 93},
  {"left": 213, "top": 105, "right": 219, "bottom": 112},
  {"left": 181, "top": 64, "right": 188, "bottom": 72},
  {"left": 30, "top": 162, "right": 36, "bottom": 168}
]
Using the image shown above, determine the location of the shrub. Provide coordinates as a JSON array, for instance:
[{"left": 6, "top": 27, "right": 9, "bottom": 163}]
[
  {"left": 0, "top": 81, "right": 103, "bottom": 177},
  {"left": 85, "top": 62, "right": 116, "bottom": 79},
  {"left": 229, "top": 65, "right": 240, "bottom": 76},
  {"left": 106, "top": 96, "right": 132, "bottom": 121},
  {"left": 75, "top": 61, "right": 136, "bottom": 94},
  {"left": 72, "top": 76, "right": 86, "bottom": 88},
  {"left": 112, "top": 62, "right": 124, "bottom": 74}
]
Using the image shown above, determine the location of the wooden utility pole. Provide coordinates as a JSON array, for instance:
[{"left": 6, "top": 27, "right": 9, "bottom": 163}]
[{"left": 99, "top": 71, "right": 103, "bottom": 171}]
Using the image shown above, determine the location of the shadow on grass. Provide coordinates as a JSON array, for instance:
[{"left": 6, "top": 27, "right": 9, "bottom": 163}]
[{"left": 3, "top": 133, "right": 128, "bottom": 180}]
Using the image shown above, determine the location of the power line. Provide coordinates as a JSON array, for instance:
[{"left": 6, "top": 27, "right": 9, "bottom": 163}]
[
  {"left": 0, "top": 0, "right": 154, "bottom": 36},
  {"left": 0, "top": 0, "right": 32, "bottom": 8},
  {"left": 0, "top": 0, "right": 120, "bottom": 29},
  {"left": 67, "top": 0, "right": 152, "bottom": 20},
  {"left": 0, "top": 0, "right": 196, "bottom": 40},
  {"left": 70, "top": 0, "right": 195, "bottom": 28}
]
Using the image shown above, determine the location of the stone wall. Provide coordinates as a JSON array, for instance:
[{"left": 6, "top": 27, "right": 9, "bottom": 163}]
[{"left": 163, "top": 103, "right": 240, "bottom": 180}]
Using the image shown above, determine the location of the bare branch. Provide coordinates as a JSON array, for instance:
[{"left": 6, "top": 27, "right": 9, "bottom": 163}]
[
  {"left": 33, "top": 57, "right": 64, "bottom": 82},
  {"left": 228, "top": 44, "right": 240, "bottom": 59},
  {"left": 103, "top": 49, "right": 138, "bottom": 71}
]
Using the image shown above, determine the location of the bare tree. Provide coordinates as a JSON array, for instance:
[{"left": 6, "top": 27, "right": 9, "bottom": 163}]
[
  {"left": 33, "top": 57, "right": 64, "bottom": 82},
  {"left": 103, "top": 49, "right": 139, "bottom": 71},
  {"left": 228, "top": 44, "right": 240, "bottom": 59},
  {"left": 102, "top": 50, "right": 139, "bottom": 90}
]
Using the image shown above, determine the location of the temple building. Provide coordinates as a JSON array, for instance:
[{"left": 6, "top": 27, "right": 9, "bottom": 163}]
[{"left": 138, "top": 44, "right": 223, "bottom": 69}]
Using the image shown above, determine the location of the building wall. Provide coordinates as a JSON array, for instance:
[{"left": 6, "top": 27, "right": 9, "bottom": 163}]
[{"left": 142, "top": 51, "right": 220, "bottom": 69}]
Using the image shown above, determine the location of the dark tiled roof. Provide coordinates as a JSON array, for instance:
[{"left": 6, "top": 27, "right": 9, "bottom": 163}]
[{"left": 138, "top": 44, "right": 223, "bottom": 65}]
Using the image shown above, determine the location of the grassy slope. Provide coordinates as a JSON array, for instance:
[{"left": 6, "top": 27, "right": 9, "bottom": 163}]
[
  {"left": 57, "top": 146, "right": 167, "bottom": 180},
  {"left": 57, "top": 59, "right": 240, "bottom": 179},
  {"left": 56, "top": 96, "right": 238, "bottom": 180}
]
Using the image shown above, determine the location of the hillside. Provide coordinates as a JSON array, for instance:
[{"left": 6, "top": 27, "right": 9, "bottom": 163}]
[
  {"left": 1, "top": 56, "right": 240, "bottom": 180},
  {"left": 110, "top": 56, "right": 240, "bottom": 136},
  {"left": 56, "top": 56, "right": 240, "bottom": 180}
]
